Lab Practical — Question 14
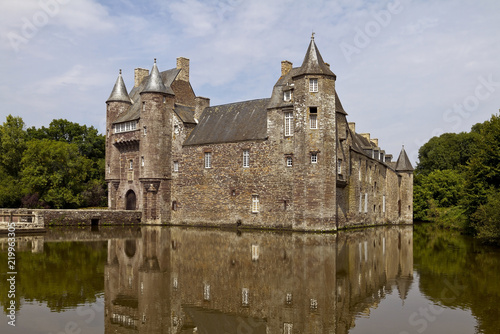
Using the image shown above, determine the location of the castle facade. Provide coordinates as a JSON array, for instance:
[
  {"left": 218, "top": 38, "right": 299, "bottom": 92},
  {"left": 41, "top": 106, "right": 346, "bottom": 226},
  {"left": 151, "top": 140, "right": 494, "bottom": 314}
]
[{"left": 105, "top": 36, "right": 413, "bottom": 231}]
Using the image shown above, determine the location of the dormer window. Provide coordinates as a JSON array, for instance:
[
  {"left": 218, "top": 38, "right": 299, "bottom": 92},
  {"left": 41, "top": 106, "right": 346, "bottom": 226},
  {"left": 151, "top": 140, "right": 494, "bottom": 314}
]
[
  {"left": 114, "top": 120, "right": 137, "bottom": 133},
  {"left": 309, "top": 78, "right": 318, "bottom": 92},
  {"left": 284, "top": 90, "right": 292, "bottom": 102}
]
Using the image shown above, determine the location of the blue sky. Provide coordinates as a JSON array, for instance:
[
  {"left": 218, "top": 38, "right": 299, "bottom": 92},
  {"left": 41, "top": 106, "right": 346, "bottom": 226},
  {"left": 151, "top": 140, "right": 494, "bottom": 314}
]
[{"left": 1, "top": 0, "right": 499, "bottom": 164}]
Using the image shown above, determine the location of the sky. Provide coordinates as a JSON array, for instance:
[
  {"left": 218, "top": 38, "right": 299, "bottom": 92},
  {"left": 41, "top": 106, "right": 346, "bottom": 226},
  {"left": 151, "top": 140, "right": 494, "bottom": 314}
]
[{"left": 1, "top": 0, "right": 499, "bottom": 164}]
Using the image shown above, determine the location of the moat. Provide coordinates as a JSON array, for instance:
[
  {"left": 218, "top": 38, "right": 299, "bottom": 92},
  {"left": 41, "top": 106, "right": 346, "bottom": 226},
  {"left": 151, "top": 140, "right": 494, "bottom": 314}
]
[{"left": 1, "top": 224, "right": 499, "bottom": 333}]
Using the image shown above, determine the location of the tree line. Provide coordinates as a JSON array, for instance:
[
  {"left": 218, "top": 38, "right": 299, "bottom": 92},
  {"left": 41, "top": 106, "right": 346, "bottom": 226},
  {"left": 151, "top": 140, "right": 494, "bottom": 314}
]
[
  {"left": 414, "top": 113, "right": 500, "bottom": 244},
  {"left": 0, "top": 115, "right": 106, "bottom": 209}
]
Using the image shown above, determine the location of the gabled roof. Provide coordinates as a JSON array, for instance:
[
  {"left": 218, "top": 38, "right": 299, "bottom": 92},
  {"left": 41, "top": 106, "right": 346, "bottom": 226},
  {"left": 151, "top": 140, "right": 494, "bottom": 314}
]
[
  {"left": 184, "top": 98, "right": 269, "bottom": 146},
  {"left": 395, "top": 146, "right": 414, "bottom": 172},
  {"left": 142, "top": 59, "right": 173, "bottom": 95},
  {"left": 106, "top": 70, "right": 132, "bottom": 104},
  {"left": 293, "top": 36, "right": 336, "bottom": 79}
]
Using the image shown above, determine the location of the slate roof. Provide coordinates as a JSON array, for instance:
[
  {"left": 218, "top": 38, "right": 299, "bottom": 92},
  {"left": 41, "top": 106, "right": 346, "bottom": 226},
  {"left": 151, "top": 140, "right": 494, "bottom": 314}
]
[
  {"left": 293, "top": 37, "right": 336, "bottom": 79},
  {"left": 174, "top": 104, "right": 196, "bottom": 124},
  {"left": 142, "top": 60, "right": 173, "bottom": 95},
  {"left": 106, "top": 70, "right": 132, "bottom": 104},
  {"left": 395, "top": 147, "right": 414, "bottom": 171},
  {"left": 184, "top": 98, "right": 270, "bottom": 146}
]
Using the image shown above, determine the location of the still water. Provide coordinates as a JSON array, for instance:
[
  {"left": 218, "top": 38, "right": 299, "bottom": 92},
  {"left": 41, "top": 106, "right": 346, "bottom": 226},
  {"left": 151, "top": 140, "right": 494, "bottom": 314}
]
[{"left": 1, "top": 224, "right": 499, "bottom": 333}]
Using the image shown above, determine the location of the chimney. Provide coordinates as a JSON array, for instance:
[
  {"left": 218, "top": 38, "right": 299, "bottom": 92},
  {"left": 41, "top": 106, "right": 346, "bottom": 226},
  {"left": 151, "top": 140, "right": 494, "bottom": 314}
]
[
  {"left": 348, "top": 122, "right": 356, "bottom": 133},
  {"left": 134, "top": 68, "right": 149, "bottom": 87},
  {"left": 195, "top": 96, "right": 210, "bottom": 121},
  {"left": 371, "top": 138, "right": 379, "bottom": 147},
  {"left": 360, "top": 133, "right": 370, "bottom": 142},
  {"left": 176, "top": 57, "right": 190, "bottom": 82},
  {"left": 281, "top": 60, "right": 293, "bottom": 77}
]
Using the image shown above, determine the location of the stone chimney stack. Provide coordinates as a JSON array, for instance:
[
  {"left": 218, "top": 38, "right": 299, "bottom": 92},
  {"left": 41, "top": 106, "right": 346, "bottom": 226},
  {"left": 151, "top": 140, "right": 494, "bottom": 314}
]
[
  {"left": 281, "top": 60, "right": 293, "bottom": 76},
  {"left": 134, "top": 68, "right": 149, "bottom": 87},
  {"left": 360, "top": 133, "right": 371, "bottom": 142},
  {"left": 177, "top": 57, "right": 190, "bottom": 82},
  {"left": 348, "top": 122, "right": 356, "bottom": 133},
  {"left": 195, "top": 96, "right": 210, "bottom": 121}
]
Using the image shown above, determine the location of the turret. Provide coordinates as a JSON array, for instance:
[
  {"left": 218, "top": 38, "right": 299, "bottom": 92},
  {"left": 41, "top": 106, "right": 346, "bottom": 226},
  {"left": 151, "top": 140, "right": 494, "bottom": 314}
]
[
  {"left": 395, "top": 146, "right": 414, "bottom": 223},
  {"left": 290, "top": 34, "right": 338, "bottom": 227},
  {"left": 106, "top": 70, "right": 132, "bottom": 208},
  {"left": 139, "top": 59, "right": 175, "bottom": 222},
  {"left": 139, "top": 59, "right": 175, "bottom": 180}
]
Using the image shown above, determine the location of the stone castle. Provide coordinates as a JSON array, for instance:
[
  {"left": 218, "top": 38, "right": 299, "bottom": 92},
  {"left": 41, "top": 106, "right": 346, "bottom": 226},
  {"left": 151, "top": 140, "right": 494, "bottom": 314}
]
[{"left": 105, "top": 36, "right": 413, "bottom": 231}]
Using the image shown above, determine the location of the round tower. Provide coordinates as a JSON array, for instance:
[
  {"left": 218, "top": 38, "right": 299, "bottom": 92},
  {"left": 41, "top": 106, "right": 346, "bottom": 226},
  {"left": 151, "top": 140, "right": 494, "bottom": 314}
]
[
  {"left": 106, "top": 69, "right": 132, "bottom": 209},
  {"left": 139, "top": 59, "right": 175, "bottom": 221}
]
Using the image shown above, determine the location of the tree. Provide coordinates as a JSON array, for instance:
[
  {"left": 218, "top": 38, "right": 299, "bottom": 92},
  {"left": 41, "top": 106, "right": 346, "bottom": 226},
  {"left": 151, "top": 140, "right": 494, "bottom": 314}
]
[
  {"left": 20, "top": 139, "right": 92, "bottom": 208},
  {"left": 0, "top": 115, "right": 27, "bottom": 177}
]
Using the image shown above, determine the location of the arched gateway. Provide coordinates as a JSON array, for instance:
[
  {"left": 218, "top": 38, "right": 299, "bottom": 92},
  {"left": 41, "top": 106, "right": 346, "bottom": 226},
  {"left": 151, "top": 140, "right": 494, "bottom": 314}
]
[{"left": 125, "top": 190, "right": 136, "bottom": 210}]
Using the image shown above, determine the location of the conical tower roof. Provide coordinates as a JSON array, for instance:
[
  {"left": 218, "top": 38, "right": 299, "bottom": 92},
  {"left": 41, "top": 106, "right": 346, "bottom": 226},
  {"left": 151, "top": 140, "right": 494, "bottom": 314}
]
[
  {"left": 395, "top": 146, "right": 414, "bottom": 172},
  {"left": 106, "top": 69, "right": 132, "bottom": 104},
  {"left": 142, "top": 59, "right": 174, "bottom": 95},
  {"left": 294, "top": 34, "right": 336, "bottom": 79}
]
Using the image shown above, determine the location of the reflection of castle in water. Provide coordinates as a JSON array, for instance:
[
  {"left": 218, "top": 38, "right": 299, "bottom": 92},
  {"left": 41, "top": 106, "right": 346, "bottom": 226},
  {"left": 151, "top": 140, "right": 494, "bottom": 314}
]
[{"left": 105, "top": 226, "right": 413, "bottom": 333}]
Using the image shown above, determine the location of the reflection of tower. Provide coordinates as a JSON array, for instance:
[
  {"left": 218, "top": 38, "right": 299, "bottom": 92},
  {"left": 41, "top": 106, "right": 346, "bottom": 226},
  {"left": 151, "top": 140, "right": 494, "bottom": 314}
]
[
  {"left": 104, "top": 227, "right": 171, "bottom": 334},
  {"left": 335, "top": 226, "right": 414, "bottom": 334}
]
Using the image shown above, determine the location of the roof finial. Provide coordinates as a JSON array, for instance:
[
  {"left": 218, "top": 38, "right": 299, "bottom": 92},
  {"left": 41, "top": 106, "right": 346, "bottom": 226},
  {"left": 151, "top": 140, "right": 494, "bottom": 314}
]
[
  {"left": 154, "top": 58, "right": 157, "bottom": 64},
  {"left": 311, "top": 31, "right": 315, "bottom": 40},
  {"left": 119, "top": 69, "right": 122, "bottom": 75}
]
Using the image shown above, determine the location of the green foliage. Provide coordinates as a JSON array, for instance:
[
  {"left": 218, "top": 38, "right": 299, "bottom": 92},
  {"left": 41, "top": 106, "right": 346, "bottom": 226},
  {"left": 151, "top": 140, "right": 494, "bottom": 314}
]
[
  {"left": 416, "top": 132, "right": 478, "bottom": 175},
  {"left": 413, "top": 169, "right": 465, "bottom": 221},
  {"left": 0, "top": 115, "right": 27, "bottom": 177},
  {"left": 0, "top": 115, "right": 107, "bottom": 209},
  {"left": 470, "top": 189, "right": 500, "bottom": 245},
  {"left": 414, "top": 113, "right": 500, "bottom": 243}
]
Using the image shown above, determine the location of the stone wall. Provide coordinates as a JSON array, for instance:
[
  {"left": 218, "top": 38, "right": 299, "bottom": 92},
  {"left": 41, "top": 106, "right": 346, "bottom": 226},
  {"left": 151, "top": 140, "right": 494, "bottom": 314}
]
[{"left": 37, "top": 209, "right": 141, "bottom": 226}]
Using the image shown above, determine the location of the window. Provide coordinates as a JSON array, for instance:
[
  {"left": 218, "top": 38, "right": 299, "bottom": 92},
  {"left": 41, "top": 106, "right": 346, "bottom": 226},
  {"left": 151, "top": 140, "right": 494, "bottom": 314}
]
[
  {"left": 114, "top": 121, "right": 137, "bottom": 133},
  {"left": 383, "top": 195, "right": 386, "bottom": 213},
  {"left": 251, "top": 244, "right": 259, "bottom": 260},
  {"left": 172, "top": 201, "right": 177, "bottom": 211},
  {"left": 286, "top": 156, "right": 293, "bottom": 167},
  {"left": 203, "top": 284, "right": 210, "bottom": 301},
  {"left": 143, "top": 126, "right": 147, "bottom": 135},
  {"left": 284, "top": 112, "right": 293, "bottom": 136},
  {"left": 284, "top": 323, "right": 293, "bottom": 334},
  {"left": 243, "top": 150, "right": 250, "bottom": 168},
  {"left": 283, "top": 90, "right": 292, "bottom": 101},
  {"left": 107, "top": 164, "right": 110, "bottom": 174},
  {"left": 309, "top": 78, "right": 318, "bottom": 92},
  {"left": 129, "top": 160, "right": 133, "bottom": 170},
  {"left": 242, "top": 288, "right": 249, "bottom": 306},
  {"left": 364, "top": 193, "right": 368, "bottom": 213},
  {"left": 309, "top": 107, "right": 317, "bottom": 129},
  {"left": 174, "top": 161, "right": 179, "bottom": 172},
  {"left": 141, "top": 156, "right": 144, "bottom": 167},
  {"left": 142, "top": 102, "right": 145, "bottom": 111},
  {"left": 359, "top": 193, "right": 362, "bottom": 213},
  {"left": 204, "top": 152, "right": 212, "bottom": 168},
  {"left": 337, "top": 159, "right": 342, "bottom": 174},
  {"left": 311, "top": 153, "right": 318, "bottom": 164},
  {"left": 359, "top": 160, "right": 362, "bottom": 181},
  {"left": 251, "top": 195, "right": 260, "bottom": 213}
]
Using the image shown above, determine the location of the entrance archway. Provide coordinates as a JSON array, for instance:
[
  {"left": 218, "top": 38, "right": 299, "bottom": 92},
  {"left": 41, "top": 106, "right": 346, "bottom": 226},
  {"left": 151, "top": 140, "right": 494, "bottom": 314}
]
[{"left": 126, "top": 190, "right": 136, "bottom": 210}]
